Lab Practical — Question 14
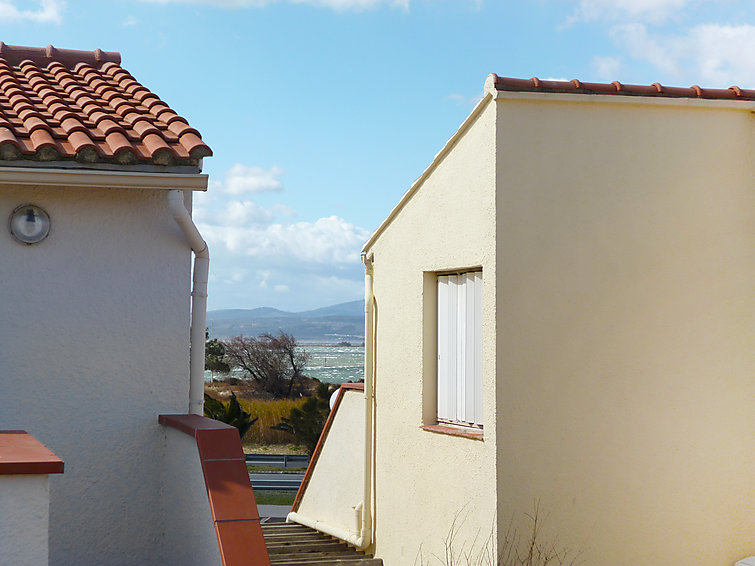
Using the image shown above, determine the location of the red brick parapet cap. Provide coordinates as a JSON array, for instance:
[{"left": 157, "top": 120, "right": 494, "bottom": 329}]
[
  {"left": 0, "top": 430, "right": 64, "bottom": 475},
  {"left": 159, "top": 414, "right": 271, "bottom": 566}
]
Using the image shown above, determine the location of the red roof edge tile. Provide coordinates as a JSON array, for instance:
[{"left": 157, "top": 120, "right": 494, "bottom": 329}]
[
  {"left": 492, "top": 74, "right": 755, "bottom": 101},
  {"left": 0, "top": 430, "right": 64, "bottom": 475},
  {"left": 0, "top": 43, "right": 119, "bottom": 69},
  {"left": 159, "top": 414, "right": 271, "bottom": 566}
]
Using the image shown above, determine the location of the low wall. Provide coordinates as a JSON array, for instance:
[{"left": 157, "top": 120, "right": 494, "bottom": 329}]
[{"left": 289, "top": 385, "right": 366, "bottom": 543}]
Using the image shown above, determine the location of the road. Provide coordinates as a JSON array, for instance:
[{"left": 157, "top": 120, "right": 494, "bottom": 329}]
[{"left": 249, "top": 472, "right": 304, "bottom": 491}]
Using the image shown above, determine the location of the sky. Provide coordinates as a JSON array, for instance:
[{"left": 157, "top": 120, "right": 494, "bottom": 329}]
[{"left": 4, "top": 0, "right": 755, "bottom": 311}]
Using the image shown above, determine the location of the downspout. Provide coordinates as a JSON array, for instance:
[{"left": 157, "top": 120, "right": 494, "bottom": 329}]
[
  {"left": 168, "top": 189, "right": 209, "bottom": 416},
  {"left": 360, "top": 251, "right": 374, "bottom": 549}
]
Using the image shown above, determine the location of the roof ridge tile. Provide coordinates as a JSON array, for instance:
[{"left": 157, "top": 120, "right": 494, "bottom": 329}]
[{"left": 492, "top": 74, "right": 755, "bottom": 102}]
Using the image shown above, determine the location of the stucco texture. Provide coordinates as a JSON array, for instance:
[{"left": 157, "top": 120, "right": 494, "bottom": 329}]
[
  {"left": 365, "top": 91, "right": 755, "bottom": 566},
  {"left": 0, "top": 476, "right": 50, "bottom": 566},
  {"left": 296, "top": 389, "right": 366, "bottom": 535},
  {"left": 494, "top": 95, "right": 755, "bottom": 565},
  {"left": 364, "top": 99, "right": 499, "bottom": 565},
  {"left": 0, "top": 185, "right": 207, "bottom": 565}
]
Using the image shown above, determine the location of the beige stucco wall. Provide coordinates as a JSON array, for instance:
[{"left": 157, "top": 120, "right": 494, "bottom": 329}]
[
  {"left": 0, "top": 184, "right": 201, "bottom": 565},
  {"left": 364, "top": 99, "right": 499, "bottom": 565},
  {"left": 494, "top": 94, "right": 755, "bottom": 565},
  {"left": 294, "top": 388, "right": 366, "bottom": 536}
]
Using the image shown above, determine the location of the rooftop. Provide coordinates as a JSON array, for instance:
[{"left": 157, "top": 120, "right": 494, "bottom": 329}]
[
  {"left": 0, "top": 43, "right": 212, "bottom": 172},
  {"left": 492, "top": 75, "right": 755, "bottom": 101}
]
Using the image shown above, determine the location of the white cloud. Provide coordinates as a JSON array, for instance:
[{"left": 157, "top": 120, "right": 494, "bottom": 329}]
[
  {"left": 196, "top": 163, "right": 369, "bottom": 310},
  {"left": 221, "top": 200, "right": 275, "bottom": 225},
  {"left": 610, "top": 23, "right": 680, "bottom": 76},
  {"left": 311, "top": 275, "right": 365, "bottom": 298},
  {"left": 122, "top": 15, "right": 138, "bottom": 26},
  {"left": 142, "top": 0, "right": 409, "bottom": 11},
  {"left": 610, "top": 22, "right": 755, "bottom": 86},
  {"left": 686, "top": 24, "right": 755, "bottom": 87},
  {"left": 257, "top": 270, "right": 271, "bottom": 287},
  {"left": 591, "top": 55, "right": 622, "bottom": 79},
  {"left": 224, "top": 164, "right": 284, "bottom": 194},
  {"left": 0, "top": 0, "right": 63, "bottom": 23},
  {"left": 565, "top": 0, "right": 691, "bottom": 26},
  {"left": 200, "top": 215, "right": 369, "bottom": 264}
]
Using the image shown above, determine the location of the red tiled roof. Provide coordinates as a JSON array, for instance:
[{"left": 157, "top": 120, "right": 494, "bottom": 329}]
[
  {"left": 493, "top": 75, "right": 755, "bottom": 101},
  {"left": 0, "top": 43, "right": 212, "bottom": 170}
]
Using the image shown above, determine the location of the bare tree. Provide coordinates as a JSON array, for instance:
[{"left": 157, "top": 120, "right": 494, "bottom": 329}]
[{"left": 222, "top": 332, "right": 310, "bottom": 398}]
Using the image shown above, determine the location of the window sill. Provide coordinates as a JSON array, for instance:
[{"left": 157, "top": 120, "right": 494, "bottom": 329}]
[{"left": 421, "top": 424, "right": 483, "bottom": 441}]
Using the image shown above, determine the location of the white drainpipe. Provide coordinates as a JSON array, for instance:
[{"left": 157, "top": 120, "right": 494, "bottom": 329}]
[
  {"left": 360, "top": 252, "right": 374, "bottom": 548},
  {"left": 167, "top": 189, "right": 209, "bottom": 416}
]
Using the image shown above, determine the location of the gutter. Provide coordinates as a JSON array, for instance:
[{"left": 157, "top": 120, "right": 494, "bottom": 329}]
[{"left": 167, "top": 189, "right": 210, "bottom": 415}]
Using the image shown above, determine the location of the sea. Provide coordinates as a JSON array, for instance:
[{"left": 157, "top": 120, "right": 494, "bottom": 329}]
[{"left": 204, "top": 345, "right": 365, "bottom": 385}]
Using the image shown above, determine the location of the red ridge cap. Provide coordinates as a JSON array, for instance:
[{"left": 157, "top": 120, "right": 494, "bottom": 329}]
[
  {"left": 159, "top": 414, "right": 271, "bottom": 566},
  {"left": 0, "top": 42, "right": 120, "bottom": 69},
  {"left": 493, "top": 74, "right": 755, "bottom": 101}
]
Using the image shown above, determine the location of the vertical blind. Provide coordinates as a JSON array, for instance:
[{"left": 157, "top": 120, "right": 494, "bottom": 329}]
[{"left": 437, "top": 271, "right": 483, "bottom": 426}]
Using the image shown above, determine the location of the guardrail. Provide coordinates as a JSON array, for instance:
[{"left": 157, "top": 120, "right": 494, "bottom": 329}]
[{"left": 245, "top": 454, "right": 309, "bottom": 468}]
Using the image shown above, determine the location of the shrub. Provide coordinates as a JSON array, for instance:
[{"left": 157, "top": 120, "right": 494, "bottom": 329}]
[
  {"left": 203, "top": 392, "right": 257, "bottom": 439},
  {"left": 270, "top": 383, "right": 335, "bottom": 454},
  {"left": 237, "top": 397, "right": 307, "bottom": 445}
]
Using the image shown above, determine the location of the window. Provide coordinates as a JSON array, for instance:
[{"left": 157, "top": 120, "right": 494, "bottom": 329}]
[{"left": 436, "top": 270, "right": 483, "bottom": 427}]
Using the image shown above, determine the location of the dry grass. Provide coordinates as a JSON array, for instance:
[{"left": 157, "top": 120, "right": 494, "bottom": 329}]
[
  {"left": 415, "top": 503, "right": 582, "bottom": 566},
  {"left": 237, "top": 397, "right": 306, "bottom": 445}
]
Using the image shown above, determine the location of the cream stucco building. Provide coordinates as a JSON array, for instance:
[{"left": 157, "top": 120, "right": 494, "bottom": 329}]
[
  {"left": 364, "top": 74, "right": 755, "bottom": 565},
  {"left": 293, "top": 75, "right": 755, "bottom": 566}
]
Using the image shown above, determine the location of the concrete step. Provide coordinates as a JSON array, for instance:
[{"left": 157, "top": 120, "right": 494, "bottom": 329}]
[{"left": 261, "top": 522, "right": 382, "bottom": 566}]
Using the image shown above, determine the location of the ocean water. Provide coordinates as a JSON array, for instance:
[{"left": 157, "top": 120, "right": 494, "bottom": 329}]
[
  {"left": 302, "top": 345, "right": 365, "bottom": 384},
  {"left": 204, "top": 345, "right": 365, "bottom": 385}
]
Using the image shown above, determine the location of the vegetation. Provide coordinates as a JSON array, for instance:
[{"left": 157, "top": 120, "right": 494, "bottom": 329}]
[
  {"left": 415, "top": 503, "right": 581, "bottom": 566},
  {"left": 222, "top": 331, "right": 310, "bottom": 398},
  {"left": 236, "top": 397, "right": 308, "bottom": 445},
  {"left": 271, "top": 382, "right": 334, "bottom": 455},
  {"left": 203, "top": 392, "right": 258, "bottom": 439},
  {"left": 204, "top": 330, "right": 332, "bottom": 452},
  {"left": 205, "top": 330, "right": 230, "bottom": 378},
  {"left": 254, "top": 490, "right": 297, "bottom": 506}
]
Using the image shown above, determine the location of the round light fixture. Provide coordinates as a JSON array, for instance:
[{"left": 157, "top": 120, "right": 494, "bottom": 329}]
[{"left": 10, "top": 204, "right": 51, "bottom": 245}]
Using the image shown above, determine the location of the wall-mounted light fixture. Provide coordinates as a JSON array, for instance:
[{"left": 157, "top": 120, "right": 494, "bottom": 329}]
[{"left": 9, "top": 204, "right": 50, "bottom": 245}]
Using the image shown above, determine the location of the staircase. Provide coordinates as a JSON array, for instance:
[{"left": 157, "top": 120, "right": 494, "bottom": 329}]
[{"left": 262, "top": 522, "right": 382, "bottom": 565}]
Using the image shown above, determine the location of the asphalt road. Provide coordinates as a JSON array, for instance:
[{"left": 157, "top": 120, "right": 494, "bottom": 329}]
[{"left": 249, "top": 472, "right": 304, "bottom": 491}]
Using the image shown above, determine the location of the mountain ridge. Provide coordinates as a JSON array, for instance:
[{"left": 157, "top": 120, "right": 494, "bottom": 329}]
[{"left": 206, "top": 300, "right": 365, "bottom": 343}]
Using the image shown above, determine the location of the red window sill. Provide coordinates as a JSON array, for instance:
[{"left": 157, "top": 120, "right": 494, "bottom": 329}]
[{"left": 421, "top": 424, "right": 483, "bottom": 440}]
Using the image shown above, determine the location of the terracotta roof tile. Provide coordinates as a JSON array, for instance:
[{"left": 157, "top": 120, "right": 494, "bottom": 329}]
[
  {"left": 0, "top": 43, "right": 212, "bottom": 170},
  {"left": 493, "top": 75, "right": 755, "bottom": 101}
]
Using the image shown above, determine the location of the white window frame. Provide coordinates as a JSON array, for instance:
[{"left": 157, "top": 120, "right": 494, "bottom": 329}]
[{"left": 436, "top": 270, "right": 483, "bottom": 427}]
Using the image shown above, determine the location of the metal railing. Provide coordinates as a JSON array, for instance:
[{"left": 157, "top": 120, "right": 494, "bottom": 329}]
[{"left": 245, "top": 454, "right": 309, "bottom": 468}]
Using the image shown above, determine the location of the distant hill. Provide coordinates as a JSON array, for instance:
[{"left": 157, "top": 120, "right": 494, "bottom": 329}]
[{"left": 206, "top": 300, "right": 364, "bottom": 344}]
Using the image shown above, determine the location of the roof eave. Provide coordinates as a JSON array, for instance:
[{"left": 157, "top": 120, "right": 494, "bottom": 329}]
[{"left": 0, "top": 166, "right": 209, "bottom": 191}]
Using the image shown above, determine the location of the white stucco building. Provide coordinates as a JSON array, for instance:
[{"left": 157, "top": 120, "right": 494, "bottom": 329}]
[
  {"left": 0, "top": 44, "right": 268, "bottom": 566},
  {"left": 292, "top": 75, "right": 755, "bottom": 566}
]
